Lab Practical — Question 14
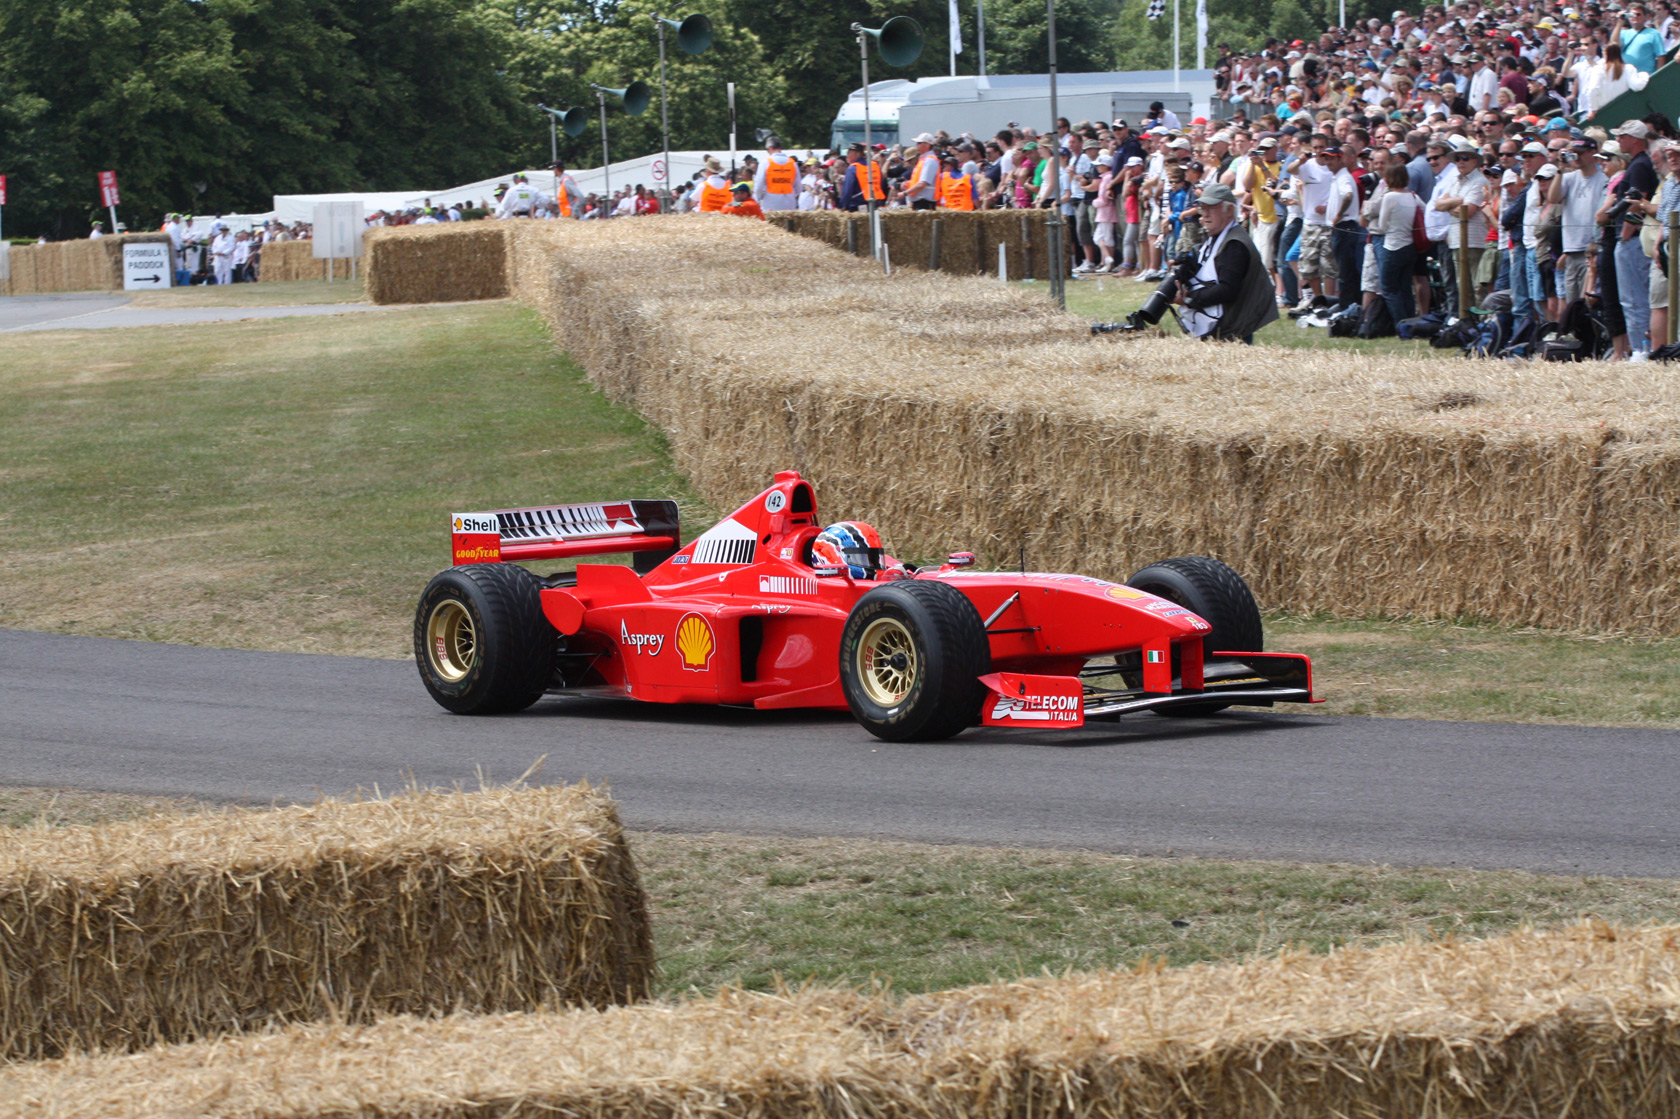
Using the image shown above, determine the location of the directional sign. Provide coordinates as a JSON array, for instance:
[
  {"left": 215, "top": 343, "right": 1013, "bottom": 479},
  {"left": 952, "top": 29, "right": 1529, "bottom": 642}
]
[
  {"left": 122, "top": 242, "right": 171, "bottom": 290},
  {"left": 651, "top": 159, "right": 667, "bottom": 182},
  {"left": 98, "top": 170, "right": 120, "bottom": 208}
]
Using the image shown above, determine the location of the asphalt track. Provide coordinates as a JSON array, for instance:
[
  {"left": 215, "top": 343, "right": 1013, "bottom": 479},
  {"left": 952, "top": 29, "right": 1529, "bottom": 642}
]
[
  {"left": 5, "top": 628, "right": 1678, "bottom": 878},
  {"left": 0, "top": 293, "right": 390, "bottom": 332}
]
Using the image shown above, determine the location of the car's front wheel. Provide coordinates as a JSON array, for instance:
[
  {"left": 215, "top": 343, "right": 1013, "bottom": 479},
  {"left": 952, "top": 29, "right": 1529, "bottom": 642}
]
[
  {"left": 414, "top": 563, "right": 556, "bottom": 714},
  {"left": 1125, "top": 555, "right": 1263, "bottom": 717},
  {"left": 839, "top": 580, "right": 991, "bottom": 742}
]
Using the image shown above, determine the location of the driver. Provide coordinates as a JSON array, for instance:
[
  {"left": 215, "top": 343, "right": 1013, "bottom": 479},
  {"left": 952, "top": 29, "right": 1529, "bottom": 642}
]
[{"left": 808, "top": 522, "right": 913, "bottom": 580}]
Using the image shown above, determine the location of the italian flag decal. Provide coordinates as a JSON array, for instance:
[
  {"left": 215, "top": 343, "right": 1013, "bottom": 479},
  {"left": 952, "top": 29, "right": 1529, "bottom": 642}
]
[{"left": 1146, "top": 650, "right": 1165, "bottom": 664}]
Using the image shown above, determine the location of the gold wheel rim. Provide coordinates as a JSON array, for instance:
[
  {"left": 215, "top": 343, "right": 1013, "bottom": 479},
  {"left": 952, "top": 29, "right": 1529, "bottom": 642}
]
[
  {"left": 426, "top": 600, "right": 476, "bottom": 682},
  {"left": 857, "top": 617, "right": 918, "bottom": 706}
]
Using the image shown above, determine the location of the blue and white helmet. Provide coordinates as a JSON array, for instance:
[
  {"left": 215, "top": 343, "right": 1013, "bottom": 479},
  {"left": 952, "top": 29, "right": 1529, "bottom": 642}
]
[{"left": 808, "top": 521, "right": 884, "bottom": 579}]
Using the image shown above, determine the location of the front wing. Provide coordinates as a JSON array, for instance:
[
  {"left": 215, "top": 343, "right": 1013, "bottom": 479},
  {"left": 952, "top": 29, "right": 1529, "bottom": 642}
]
[{"left": 982, "top": 653, "right": 1316, "bottom": 727}]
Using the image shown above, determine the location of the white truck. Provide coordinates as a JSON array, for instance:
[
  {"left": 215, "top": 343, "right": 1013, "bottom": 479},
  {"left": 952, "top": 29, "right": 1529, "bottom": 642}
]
[{"left": 828, "top": 70, "right": 1211, "bottom": 149}]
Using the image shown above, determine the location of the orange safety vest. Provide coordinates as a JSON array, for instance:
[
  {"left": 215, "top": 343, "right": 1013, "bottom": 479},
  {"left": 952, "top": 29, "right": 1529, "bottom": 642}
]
[
  {"left": 938, "top": 171, "right": 974, "bottom": 210},
  {"left": 557, "top": 175, "right": 573, "bottom": 217},
  {"left": 699, "top": 179, "right": 732, "bottom": 212},
  {"left": 851, "top": 161, "right": 884, "bottom": 201},
  {"left": 764, "top": 158, "right": 798, "bottom": 194}
]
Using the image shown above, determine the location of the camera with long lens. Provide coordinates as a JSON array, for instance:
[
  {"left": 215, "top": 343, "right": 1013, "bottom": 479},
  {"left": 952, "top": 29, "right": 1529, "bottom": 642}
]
[{"left": 1091, "top": 251, "right": 1202, "bottom": 334}]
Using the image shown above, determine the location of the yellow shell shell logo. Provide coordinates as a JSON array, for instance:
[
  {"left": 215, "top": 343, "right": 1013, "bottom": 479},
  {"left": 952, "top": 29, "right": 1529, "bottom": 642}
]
[
  {"left": 676, "top": 613, "right": 715, "bottom": 671},
  {"left": 1107, "top": 586, "right": 1148, "bottom": 600}
]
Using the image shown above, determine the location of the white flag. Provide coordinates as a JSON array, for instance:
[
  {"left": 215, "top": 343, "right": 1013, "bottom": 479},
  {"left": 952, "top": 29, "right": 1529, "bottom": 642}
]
[
  {"left": 950, "top": 0, "right": 963, "bottom": 55},
  {"left": 1195, "top": 0, "right": 1208, "bottom": 67}
]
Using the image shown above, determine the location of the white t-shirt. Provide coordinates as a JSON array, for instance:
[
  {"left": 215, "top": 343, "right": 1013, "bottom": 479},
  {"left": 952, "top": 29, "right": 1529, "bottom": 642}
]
[
  {"left": 1445, "top": 170, "right": 1488, "bottom": 249},
  {"left": 1522, "top": 177, "right": 1549, "bottom": 250},
  {"left": 1295, "top": 157, "right": 1335, "bottom": 226},
  {"left": 1425, "top": 165, "right": 1459, "bottom": 242}
]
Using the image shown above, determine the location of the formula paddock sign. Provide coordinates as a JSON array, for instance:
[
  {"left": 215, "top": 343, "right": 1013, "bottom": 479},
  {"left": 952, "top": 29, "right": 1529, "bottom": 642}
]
[{"left": 122, "top": 241, "right": 171, "bottom": 289}]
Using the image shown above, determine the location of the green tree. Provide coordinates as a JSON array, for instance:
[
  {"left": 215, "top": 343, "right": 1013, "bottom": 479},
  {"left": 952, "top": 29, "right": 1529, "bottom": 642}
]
[
  {"left": 0, "top": 0, "right": 247, "bottom": 236},
  {"left": 495, "top": 0, "right": 787, "bottom": 169}
]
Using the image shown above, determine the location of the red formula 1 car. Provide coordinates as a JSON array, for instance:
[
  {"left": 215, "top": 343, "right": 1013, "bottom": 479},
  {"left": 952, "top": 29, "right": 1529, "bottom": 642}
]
[{"left": 414, "top": 471, "right": 1317, "bottom": 740}]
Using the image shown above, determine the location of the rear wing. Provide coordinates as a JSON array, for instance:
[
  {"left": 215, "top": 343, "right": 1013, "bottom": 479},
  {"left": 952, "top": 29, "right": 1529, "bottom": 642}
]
[{"left": 451, "top": 500, "right": 680, "bottom": 571}]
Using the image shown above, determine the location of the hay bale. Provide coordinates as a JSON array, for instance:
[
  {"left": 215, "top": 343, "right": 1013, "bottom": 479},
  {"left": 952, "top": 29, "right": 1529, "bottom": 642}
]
[
  {"left": 254, "top": 240, "right": 326, "bottom": 283},
  {"left": 363, "top": 224, "right": 511, "bottom": 304},
  {"left": 0, "top": 783, "right": 651, "bottom": 1061},
  {"left": 2, "top": 234, "right": 169, "bottom": 294},
  {"left": 7, "top": 923, "right": 1680, "bottom": 1118}
]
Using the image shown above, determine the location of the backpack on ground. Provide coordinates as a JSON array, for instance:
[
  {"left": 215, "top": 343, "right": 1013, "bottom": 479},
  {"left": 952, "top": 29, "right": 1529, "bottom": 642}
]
[
  {"left": 1356, "top": 297, "right": 1395, "bottom": 339},
  {"left": 1464, "top": 313, "right": 1512, "bottom": 358},
  {"left": 1397, "top": 311, "right": 1445, "bottom": 340},
  {"left": 1326, "top": 303, "right": 1362, "bottom": 337},
  {"left": 1431, "top": 319, "right": 1478, "bottom": 349}
]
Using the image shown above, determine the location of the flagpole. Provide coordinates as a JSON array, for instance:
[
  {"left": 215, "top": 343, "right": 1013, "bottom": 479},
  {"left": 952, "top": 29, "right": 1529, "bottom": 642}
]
[
  {"left": 1173, "top": 0, "right": 1181, "bottom": 90},
  {"left": 950, "top": 0, "right": 958, "bottom": 75}
]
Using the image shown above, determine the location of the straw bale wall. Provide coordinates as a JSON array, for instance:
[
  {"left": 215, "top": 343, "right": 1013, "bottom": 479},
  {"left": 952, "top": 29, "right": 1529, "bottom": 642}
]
[
  {"left": 364, "top": 223, "right": 509, "bottom": 303},
  {"left": 8, "top": 923, "right": 1680, "bottom": 1118},
  {"left": 372, "top": 219, "right": 1680, "bottom": 635},
  {"left": 0, "top": 784, "right": 651, "bottom": 1061},
  {"left": 779, "top": 210, "right": 1055, "bottom": 279},
  {"left": 2, "top": 234, "right": 170, "bottom": 294}
]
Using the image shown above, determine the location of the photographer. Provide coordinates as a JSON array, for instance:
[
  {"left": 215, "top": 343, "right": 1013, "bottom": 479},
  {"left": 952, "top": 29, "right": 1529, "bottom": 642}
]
[{"left": 1175, "top": 183, "right": 1280, "bottom": 343}]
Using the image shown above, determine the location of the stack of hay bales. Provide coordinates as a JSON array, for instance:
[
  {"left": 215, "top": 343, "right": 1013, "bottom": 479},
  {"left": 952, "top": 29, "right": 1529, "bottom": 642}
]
[
  {"left": 255, "top": 240, "right": 334, "bottom": 283},
  {"left": 7, "top": 923, "right": 1680, "bottom": 1118},
  {"left": 365, "top": 218, "right": 1680, "bottom": 635},
  {"left": 364, "top": 224, "right": 510, "bottom": 303},
  {"left": 3, "top": 234, "right": 171, "bottom": 294},
  {"left": 782, "top": 211, "right": 1052, "bottom": 278},
  {"left": 0, "top": 783, "right": 651, "bottom": 1061}
]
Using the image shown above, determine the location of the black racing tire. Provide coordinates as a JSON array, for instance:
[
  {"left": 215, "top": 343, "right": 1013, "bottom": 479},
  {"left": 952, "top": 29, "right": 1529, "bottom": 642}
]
[
  {"left": 414, "top": 563, "right": 557, "bottom": 715},
  {"left": 1125, "top": 555, "right": 1263, "bottom": 717},
  {"left": 839, "top": 580, "right": 992, "bottom": 742}
]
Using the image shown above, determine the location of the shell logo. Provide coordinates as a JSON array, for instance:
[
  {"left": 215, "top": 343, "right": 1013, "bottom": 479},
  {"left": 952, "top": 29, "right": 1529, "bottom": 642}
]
[
  {"left": 1107, "top": 586, "right": 1149, "bottom": 600},
  {"left": 676, "top": 613, "right": 715, "bottom": 672}
]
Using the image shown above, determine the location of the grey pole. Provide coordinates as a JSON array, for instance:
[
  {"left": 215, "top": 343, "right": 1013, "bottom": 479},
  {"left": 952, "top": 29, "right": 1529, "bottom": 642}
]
[
  {"left": 598, "top": 90, "right": 612, "bottom": 207},
  {"left": 657, "top": 19, "right": 673, "bottom": 211},
  {"left": 978, "top": 0, "right": 988, "bottom": 78},
  {"left": 1047, "top": 0, "right": 1065, "bottom": 308},
  {"left": 854, "top": 24, "right": 879, "bottom": 259}
]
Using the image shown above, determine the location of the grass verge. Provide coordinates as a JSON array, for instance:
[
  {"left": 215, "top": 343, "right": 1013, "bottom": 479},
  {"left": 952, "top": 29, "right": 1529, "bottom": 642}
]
[
  {"left": 124, "top": 277, "right": 367, "bottom": 309},
  {"left": 5, "top": 787, "right": 1673, "bottom": 1000},
  {"left": 0, "top": 300, "right": 706, "bottom": 657}
]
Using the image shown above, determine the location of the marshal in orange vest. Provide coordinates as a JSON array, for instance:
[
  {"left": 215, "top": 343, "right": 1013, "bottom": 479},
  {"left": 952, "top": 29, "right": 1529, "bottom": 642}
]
[
  {"left": 938, "top": 171, "right": 975, "bottom": 211},
  {"left": 764, "top": 158, "right": 798, "bottom": 195},
  {"left": 699, "top": 178, "right": 733, "bottom": 212},
  {"left": 851, "top": 160, "right": 884, "bottom": 202}
]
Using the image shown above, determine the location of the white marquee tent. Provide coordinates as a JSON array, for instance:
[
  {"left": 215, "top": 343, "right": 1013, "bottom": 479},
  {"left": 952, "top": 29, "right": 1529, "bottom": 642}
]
[{"left": 267, "top": 148, "right": 817, "bottom": 222}]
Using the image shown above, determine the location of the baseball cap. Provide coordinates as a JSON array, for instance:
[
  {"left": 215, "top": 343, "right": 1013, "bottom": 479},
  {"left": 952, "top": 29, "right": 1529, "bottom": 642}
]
[
  {"left": 1196, "top": 183, "right": 1238, "bottom": 206},
  {"left": 1521, "top": 141, "right": 1547, "bottom": 154},
  {"left": 1321, "top": 144, "right": 1344, "bottom": 155},
  {"left": 1124, "top": 155, "right": 1143, "bottom": 166},
  {"left": 912, "top": 132, "right": 936, "bottom": 144},
  {"left": 1613, "top": 120, "right": 1652, "bottom": 139},
  {"left": 1535, "top": 163, "right": 1559, "bottom": 178},
  {"left": 731, "top": 181, "right": 752, "bottom": 192},
  {"left": 1257, "top": 136, "right": 1279, "bottom": 149},
  {"left": 1601, "top": 140, "right": 1625, "bottom": 158},
  {"left": 1500, "top": 168, "right": 1520, "bottom": 185}
]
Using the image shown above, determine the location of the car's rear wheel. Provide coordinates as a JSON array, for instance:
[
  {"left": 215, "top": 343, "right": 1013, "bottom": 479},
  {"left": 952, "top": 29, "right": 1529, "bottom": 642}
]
[
  {"left": 414, "top": 563, "right": 556, "bottom": 714},
  {"left": 840, "top": 580, "right": 990, "bottom": 742},
  {"left": 1125, "top": 555, "right": 1263, "bottom": 717}
]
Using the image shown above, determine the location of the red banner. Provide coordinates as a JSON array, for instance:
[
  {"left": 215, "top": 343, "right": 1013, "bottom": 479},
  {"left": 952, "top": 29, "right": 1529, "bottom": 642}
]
[
  {"left": 98, "top": 170, "right": 119, "bottom": 208},
  {"left": 0, "top": 176, "right": 8, "bottom": 206}
]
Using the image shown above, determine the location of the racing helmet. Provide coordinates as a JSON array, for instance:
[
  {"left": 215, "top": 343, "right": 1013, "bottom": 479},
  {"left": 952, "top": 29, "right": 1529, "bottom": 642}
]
[{"left": 808, "top": 522, "right": 885, "bottom": 579}]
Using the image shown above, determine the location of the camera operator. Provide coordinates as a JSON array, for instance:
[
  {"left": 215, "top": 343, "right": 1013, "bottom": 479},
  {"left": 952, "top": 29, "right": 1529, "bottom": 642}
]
[{"left": 1174, "top": 183, "right": 1280, "bottom": 343}]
